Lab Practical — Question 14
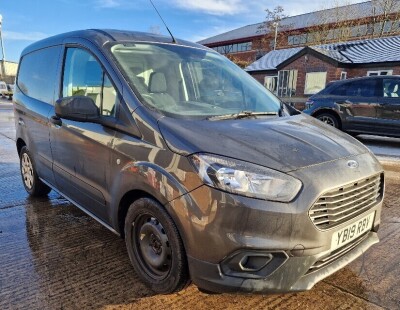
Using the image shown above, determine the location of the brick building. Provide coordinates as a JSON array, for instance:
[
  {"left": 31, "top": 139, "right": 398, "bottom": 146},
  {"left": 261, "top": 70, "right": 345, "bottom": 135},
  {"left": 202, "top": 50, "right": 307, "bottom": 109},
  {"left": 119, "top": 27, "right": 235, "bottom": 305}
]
[
  {"left": 199, "top": 1, "right": 400, "bottom": 66},
  {"left": 0, "top": 60, "right": 18, "bottom": 84},
  {"left": 245, "top": 35, "right": 400, "bottom": 107}
]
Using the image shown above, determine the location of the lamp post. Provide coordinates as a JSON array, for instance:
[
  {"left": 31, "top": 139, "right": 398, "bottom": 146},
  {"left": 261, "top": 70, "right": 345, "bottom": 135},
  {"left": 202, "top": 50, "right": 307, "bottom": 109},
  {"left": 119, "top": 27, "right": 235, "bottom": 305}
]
[
  {"left": 273, "top": 21, "right": 279, "bottom": 51},
  {"left": 0, "top": 15, "right": 5, "bottom": 79}
]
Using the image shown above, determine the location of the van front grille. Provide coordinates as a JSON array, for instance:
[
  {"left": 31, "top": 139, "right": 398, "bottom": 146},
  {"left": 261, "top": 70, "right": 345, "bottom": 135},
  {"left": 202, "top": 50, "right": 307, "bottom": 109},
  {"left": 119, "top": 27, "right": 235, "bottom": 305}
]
[{"left": 309, "top": 174, "right": 382, "bottom": 230}]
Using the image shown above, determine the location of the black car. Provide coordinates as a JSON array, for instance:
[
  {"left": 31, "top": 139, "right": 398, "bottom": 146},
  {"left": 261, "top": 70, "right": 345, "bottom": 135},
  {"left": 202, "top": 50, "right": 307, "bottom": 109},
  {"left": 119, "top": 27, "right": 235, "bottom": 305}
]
[{"left": 303, "top": 75, "right": 400, "bottom": 137}]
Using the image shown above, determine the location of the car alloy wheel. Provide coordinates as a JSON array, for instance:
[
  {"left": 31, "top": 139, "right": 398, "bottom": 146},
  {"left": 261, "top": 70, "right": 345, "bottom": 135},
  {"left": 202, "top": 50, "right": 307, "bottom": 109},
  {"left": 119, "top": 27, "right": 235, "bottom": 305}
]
[
  {"left": 21, "top": 152, "right": 34, "bottom": 189},
  {"left": 316, "top": 113, "right": 339, "bottom": 128},
  {"left": 19, "top": 146, "right": 51, "bottom": 196}
]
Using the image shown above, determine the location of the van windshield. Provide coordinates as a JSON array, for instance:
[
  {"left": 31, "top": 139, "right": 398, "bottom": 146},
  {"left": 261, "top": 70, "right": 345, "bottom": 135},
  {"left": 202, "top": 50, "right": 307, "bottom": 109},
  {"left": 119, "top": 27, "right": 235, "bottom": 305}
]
[{"left": 110, "top": 42, "right": 281, "bottom": 118}]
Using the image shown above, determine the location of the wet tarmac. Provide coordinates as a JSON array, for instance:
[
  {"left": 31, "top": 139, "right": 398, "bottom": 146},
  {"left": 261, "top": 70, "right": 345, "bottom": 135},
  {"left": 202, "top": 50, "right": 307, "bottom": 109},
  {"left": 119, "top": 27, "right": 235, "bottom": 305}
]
[{"left": 0, "top": 103, "right": 399, "bottom": 309}]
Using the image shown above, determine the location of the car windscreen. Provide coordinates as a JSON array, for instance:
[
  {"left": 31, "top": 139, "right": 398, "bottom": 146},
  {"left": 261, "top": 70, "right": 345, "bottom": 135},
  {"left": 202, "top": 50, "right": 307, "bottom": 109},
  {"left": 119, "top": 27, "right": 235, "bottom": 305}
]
[{"left": 110, "top": 42, "right": 281, "bottom": 118}]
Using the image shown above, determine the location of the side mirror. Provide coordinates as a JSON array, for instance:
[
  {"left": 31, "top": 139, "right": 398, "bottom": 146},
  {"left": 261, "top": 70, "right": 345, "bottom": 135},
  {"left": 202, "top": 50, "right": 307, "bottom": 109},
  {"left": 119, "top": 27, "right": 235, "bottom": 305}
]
[{"left": 55, "top": 96, "right": 100, "bottom": 122}]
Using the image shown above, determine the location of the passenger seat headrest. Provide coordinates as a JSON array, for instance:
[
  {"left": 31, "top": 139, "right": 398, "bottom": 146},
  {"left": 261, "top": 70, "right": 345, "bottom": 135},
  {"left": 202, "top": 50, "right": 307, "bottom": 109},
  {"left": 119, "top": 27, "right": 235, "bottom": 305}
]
[{"left": 149, "top": 72, "right": 167, "bottom": 93}]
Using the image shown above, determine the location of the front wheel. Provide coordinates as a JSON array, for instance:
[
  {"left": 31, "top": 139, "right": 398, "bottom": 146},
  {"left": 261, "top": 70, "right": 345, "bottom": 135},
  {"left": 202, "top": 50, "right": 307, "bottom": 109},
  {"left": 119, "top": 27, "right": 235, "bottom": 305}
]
[
  {"left": 125, "top": 198, "right": 190, "bottom": 294},
  {"left": 20, "top": 146, "right": 51, "bottom": 196},
  {"left": 316, "top": 113, "right": 339, "bottom": 128}
]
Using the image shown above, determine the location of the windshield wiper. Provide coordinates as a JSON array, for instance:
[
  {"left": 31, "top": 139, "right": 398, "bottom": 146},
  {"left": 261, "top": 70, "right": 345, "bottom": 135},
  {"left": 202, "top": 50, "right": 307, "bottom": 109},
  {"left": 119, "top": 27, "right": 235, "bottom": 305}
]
[{"left": 207, "top": 110, "right": 279, "bottom": 121}]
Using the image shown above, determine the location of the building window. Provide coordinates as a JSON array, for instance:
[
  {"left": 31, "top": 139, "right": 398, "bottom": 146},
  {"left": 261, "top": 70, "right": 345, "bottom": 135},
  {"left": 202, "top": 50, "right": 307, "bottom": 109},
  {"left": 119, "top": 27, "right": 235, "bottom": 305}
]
[
  {"left": 304, "top": 72, "right": 327, "bottom": 95},
  {"left": 212, "top": 41, "right": 252, "bottom": 55},
  {"left": 277, "top": 70, "right": 297, "bottom": 97},
  {"left": 264, "top": 76, "right": 278, "bottom": 94},
  {"left": 367, "top": 70, "right": 393, "bottom": 76},
  {"left": 340, "top": 71, "right": 347, "bottom": 80}
]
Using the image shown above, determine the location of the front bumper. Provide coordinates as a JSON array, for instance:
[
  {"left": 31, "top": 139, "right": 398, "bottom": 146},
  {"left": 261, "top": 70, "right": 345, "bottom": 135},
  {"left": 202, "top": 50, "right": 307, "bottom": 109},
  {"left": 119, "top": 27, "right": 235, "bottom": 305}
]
[
  {"left": 189, "top": 231, "right": 379, "bottom": 293},
  {"left": 168, "top": 152, "right": 383, "bottom": 293}
]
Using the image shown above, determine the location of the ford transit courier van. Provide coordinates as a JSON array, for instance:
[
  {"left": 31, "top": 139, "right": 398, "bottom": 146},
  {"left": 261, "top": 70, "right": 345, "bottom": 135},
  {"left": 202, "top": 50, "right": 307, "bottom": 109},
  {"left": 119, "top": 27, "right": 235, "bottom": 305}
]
[{"left": 14, "top": 30, "right": 383, "bottom": 294}]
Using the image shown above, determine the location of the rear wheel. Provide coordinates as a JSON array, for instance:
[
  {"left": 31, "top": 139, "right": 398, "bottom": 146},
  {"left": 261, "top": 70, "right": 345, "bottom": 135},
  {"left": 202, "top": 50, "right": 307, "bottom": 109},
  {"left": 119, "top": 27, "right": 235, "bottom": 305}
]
[
  {"left": 20, "top": 146, "right": 51, "bottom": 196},
  {"left": 125, "top": 198, "right": 190, "bottom": 293},
  {"left": 316, "top": 113, "right": 339, "bottom": 128}
]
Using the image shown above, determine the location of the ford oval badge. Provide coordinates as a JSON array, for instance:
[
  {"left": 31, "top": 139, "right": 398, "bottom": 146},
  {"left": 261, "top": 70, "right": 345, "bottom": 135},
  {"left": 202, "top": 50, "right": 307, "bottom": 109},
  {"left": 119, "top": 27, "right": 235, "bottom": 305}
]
[{"left": 347, "top": 160, "right": 359, "bottom": 169}]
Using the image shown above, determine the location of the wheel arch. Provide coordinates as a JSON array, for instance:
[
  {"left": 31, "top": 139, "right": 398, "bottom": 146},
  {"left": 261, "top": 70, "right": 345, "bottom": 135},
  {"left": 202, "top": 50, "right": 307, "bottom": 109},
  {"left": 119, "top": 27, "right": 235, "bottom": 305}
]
[
  {"left": 112, "top": 161, "right": 195, "bottom": 241},
  {"left": 117, "top": 189, "right": 155, "bottom": 238},
  {"left": 116, "top": 186, "right": 193, "bottom": 266},
  {"left": 16, "top": 138, "right": 26, "bottom": 157}
]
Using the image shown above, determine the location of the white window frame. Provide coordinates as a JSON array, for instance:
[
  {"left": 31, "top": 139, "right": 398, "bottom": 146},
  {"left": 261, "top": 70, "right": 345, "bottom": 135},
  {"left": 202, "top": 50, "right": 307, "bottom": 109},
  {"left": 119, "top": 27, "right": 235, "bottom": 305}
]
[
  {"left": 340, "top": 71, "right": 347, "bottom": 80},
  {"left": 367, "top": 70, "right": 393, "bottom": 76},
  {"left": 264, "top": 75, "right": 278, "bottom": 94},
  {"left": 304, "top": 72, "right": 327, "bottom": 95},
  {"left": 277, "top": 70, "right": 298, "bottom": 97}
]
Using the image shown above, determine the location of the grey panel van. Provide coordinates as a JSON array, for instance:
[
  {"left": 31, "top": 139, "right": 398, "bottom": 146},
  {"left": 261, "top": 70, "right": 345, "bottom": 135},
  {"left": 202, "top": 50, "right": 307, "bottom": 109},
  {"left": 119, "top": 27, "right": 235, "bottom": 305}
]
[{"left": 14, "top": 30, "right": 383, "bottom": 294}]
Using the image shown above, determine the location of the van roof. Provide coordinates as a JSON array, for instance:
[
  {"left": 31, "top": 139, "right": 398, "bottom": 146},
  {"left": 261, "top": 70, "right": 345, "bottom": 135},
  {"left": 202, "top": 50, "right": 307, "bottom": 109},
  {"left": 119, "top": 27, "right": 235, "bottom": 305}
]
[{"left": 21, "top": 29, "right": 206, "bottom": 56}]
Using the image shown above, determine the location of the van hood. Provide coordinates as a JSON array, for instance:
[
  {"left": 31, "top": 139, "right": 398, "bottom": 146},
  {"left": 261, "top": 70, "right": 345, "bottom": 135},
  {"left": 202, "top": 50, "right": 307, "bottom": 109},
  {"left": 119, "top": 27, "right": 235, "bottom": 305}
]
[{"left": 158, "top": 114, "right": 369, "bottom": 172}]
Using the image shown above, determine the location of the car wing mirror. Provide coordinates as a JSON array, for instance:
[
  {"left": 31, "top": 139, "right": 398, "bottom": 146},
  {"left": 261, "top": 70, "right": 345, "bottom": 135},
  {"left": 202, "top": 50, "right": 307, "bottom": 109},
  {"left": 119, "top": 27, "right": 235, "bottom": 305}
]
[{"left": 55, "top": 96, "right": 100, "bottom": 122}]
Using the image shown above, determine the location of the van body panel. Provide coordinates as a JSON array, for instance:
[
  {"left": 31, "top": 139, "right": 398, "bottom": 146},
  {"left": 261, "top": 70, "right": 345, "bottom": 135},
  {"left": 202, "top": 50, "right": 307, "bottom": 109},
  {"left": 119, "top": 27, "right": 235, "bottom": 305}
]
[
  {"left": 14, "top": 92, "right": 56, "bottom": 186},
  {"left": 158, "top": 114, "right": 369, "bottom": 172}
]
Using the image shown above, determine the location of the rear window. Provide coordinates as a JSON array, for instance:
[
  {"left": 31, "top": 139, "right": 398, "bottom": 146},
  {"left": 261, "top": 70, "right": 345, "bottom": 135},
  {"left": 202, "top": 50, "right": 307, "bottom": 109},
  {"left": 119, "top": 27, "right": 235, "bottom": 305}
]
[
  {"left": 17, "top": 46, "right": 61, "bottom": 104},
  {"left": 330, "top": 79, "right": 378, "bottom": 97}
]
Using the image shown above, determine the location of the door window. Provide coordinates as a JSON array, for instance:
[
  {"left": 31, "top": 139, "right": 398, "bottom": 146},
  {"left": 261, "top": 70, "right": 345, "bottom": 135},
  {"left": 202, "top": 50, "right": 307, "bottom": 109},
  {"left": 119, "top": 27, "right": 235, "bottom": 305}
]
[
  {"left": 382, "top": 79, "right": 400, "bottom": 98},
  {"left": 330, "top": 79, "right": 378, "bottom": 97},
  {"left": 62, "top": 48, "right": 118, "bottom": 117}
]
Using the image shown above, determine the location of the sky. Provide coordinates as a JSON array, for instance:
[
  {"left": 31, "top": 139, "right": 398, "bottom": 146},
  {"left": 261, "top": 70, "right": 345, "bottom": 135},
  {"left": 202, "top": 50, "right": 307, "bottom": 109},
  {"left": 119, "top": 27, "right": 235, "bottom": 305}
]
[{"left": 1, "top": 0, "right": 367, "bottom": 62}]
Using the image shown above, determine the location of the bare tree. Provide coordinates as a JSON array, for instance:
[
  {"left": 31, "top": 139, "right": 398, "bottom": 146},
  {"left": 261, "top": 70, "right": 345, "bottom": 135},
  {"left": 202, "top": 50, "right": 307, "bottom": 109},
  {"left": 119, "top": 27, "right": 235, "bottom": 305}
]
[
  {"left": 307, "top": 0, "right": 363, "bottom": 45},
  {"left": 371, "top": 0, "right": 400, "bottom": 36},
  {"left": 256, "top": 6, "right": 289, "bottom": 53},
  {"left": 226, "top": 54, "right": 253, "bottom": 69},
  {"left": 305, "top": 0, "right": 400, "bottom": 46}
]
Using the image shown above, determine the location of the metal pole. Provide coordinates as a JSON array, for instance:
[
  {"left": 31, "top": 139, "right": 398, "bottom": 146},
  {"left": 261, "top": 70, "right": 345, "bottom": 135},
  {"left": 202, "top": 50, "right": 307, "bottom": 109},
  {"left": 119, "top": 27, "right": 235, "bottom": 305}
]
[
  {"left": 273, "top": 22, "right": 279, "bottom": 51},
  {"left": 0, "top": 15, "right": 5, "bottom": 79}
]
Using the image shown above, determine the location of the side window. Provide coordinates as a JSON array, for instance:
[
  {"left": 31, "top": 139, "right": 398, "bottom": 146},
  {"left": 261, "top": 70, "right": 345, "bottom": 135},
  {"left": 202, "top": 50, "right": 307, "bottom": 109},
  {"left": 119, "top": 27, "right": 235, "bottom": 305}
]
[
  {"left": 331, "top": 80, "right": 378, "bottom": 97},
  {"left": 62, "top": 48, "right": 117, "bottom": 117},
  {"left": 383, "top": 79, "right": 400, "bottom": 98},
  {"left": 17, "top": 46, "right": 61, "bottom": 104},
  {"left": 330, "top": 83, "right": 348, "bottom": 96}
]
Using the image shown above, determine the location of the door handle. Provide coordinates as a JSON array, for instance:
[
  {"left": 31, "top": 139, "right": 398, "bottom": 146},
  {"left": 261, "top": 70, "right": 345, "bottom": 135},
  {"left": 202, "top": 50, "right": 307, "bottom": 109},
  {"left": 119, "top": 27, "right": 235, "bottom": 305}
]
[{"left": 50, "top": 115, "right": 62, "bottom": 126}]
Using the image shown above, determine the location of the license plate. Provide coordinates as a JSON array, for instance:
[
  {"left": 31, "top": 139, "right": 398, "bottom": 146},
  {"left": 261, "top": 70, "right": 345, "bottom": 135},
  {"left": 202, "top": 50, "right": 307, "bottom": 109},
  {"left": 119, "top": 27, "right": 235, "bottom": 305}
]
[{"left": 331, "top": 212, "right": 375, "bottom": 251}]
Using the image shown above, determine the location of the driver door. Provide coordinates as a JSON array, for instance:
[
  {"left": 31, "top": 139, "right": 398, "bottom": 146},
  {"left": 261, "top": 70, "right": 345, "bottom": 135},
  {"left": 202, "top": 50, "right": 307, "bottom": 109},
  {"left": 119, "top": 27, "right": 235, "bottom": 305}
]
[{"left": 50, "top": 46, "right": 119, "bottom": 221}]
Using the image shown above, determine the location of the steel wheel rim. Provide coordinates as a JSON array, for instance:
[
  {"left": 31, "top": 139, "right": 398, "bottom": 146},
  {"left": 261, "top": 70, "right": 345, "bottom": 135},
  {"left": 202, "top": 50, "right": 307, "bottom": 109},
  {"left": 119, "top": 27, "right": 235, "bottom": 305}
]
[
  {"left": 133, "top": 214, "right": 172, "bottom": 279},
  {"left": 318, "top": 115, "right": 335, "bottom": 126},
  {"left": 21, "top": 153, "right": 34, "bottom": 189}
]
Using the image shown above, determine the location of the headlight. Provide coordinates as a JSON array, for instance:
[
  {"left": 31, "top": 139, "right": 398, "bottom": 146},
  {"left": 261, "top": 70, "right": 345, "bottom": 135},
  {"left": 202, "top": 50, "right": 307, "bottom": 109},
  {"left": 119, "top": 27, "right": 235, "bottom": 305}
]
[
  {"left": 305, "top": 100, "right": 314, "bottom": 110},
  {"left": 189, "top": 154, "right": 302, "bottom": 202}
]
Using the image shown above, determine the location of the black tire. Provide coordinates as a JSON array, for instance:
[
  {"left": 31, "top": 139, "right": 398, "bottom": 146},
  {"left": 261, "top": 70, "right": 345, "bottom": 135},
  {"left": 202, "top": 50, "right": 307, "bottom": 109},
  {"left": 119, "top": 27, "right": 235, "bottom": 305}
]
[
  {"left": 316, "top": 113, "right": 339, "bottom": 128},
  {"left": 20, "top": 146, "right": 51, "bottom": 196},
  {"left": 125, "top": 198, "right": 190, "bottom": 294}
]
